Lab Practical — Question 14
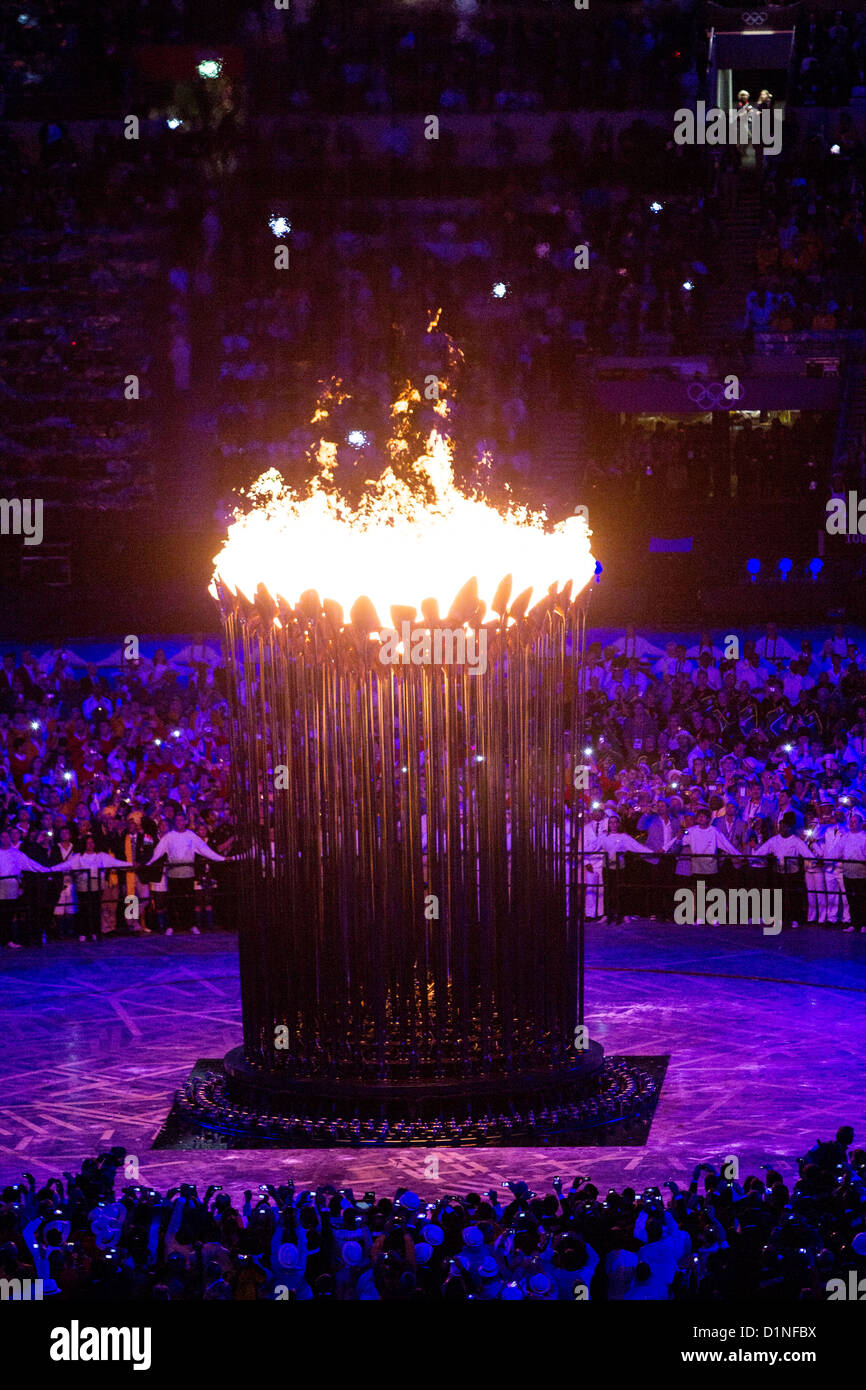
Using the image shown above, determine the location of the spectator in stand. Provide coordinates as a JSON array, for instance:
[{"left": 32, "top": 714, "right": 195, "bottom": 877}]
[
  {"left": 611, "top": 626, "right": 663, "bottom": 661},
  {"left": 756, "top": 623, "right": 798, "bottom": 667}
]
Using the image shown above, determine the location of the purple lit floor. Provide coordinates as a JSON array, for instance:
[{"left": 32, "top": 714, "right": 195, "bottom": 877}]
[{"left": 0, "top": 925, "right": 863, "bottom": 1198}]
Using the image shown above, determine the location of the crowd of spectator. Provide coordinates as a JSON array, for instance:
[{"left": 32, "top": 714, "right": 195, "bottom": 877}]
[
  {"left": 10, "top": 2, "right": 866, "bottom": 535},
  {"left": 244, "top": 0, "right": 702, "bottom": 117},
  {"left": 576, "top": 622, "right": 866, "bottom": 930},
  {"left": 2, "top": 621, "right": 866, "bottom": 944},
  {"left": 745, "top": 124, "right": 866, "bottom": 338},
  {"left": 13, "top": 0, "right": 866, "bottom": 125},
  {"left": 0, "top": 638, "right": 240, "bottom": 946},
  {"left": 2, "top": 1128, "right": 863, "bottom": 1299},
  {"left": 1, "top": 1, "right": 703, "bottom": 119},
  {"left": 0, "top": 118, "right": 179, "bottom": 514},
  {"left": 0, "top": 92, "right": 719, "bottom": 527},
  {"left": 791, "top": 8, "right": 866, "bottom": 108},
  {"left": 583, "top": 412, "right": 834, "bottom": 510}
]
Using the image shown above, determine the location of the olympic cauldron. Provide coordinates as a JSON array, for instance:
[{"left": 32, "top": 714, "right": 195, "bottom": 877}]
[{"left": 207, "top": 433, "right": 601, "bottom": 1140}]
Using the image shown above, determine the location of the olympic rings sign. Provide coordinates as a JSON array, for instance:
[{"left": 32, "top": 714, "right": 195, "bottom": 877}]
[{"left": 686, "top": 381, "right": 745, "bottom": 410}]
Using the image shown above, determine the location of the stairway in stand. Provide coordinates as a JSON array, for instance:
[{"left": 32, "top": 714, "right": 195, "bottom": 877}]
[{"left": 704, "top": 172, "right": 763, "bottom": 343}]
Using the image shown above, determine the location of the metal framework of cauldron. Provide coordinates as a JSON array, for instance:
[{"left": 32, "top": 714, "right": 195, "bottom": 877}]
[{"left": 200, "top": 573, "right": 607, "bottom": 1141}]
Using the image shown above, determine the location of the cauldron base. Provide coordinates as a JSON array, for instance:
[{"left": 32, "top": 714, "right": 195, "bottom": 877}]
[
  {"left": 164, "top": 1042, "right": 670, "bottom": 1146},
  {"left": 222, "top": 1041, "right": 605, "bottom": 1122}
]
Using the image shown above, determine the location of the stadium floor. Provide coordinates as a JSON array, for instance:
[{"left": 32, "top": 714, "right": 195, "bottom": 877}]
[{"left": 1, "top": 924, "right": 863, "bottom": 1196}]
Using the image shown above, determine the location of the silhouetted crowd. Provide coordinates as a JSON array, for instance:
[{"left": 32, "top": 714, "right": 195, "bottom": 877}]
[{"left": 2, "top": 1128, "right": 864, "bottom": 1299}]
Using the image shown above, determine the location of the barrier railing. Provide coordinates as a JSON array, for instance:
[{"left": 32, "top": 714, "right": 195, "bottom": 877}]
[
  {"left": 578, "top": 849, "right": 864, "bottom": 925},
  {"left": 0, "top": 861, "right": 241, "bottom": 943},
  {"left": 0, "top": 849, "right": 862, "bottom": 942}
]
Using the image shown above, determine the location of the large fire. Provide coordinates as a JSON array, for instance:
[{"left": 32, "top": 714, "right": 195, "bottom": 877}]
[{"left": 211, "top": 388, "right": 595, "bottom": 623}]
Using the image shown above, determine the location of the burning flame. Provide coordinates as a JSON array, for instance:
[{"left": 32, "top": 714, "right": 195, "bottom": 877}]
[{"left": 211, "top": 390, "right": 595, "bottom": 624}]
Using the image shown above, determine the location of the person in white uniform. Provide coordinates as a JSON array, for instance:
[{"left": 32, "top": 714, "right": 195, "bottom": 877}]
[
  {"left": 801, "top": 814, "right": 826, "bottom": 924},
  {"left": 0, "top": 829, "right": 49, "bottom": 948},
  {"left": 753, "top": 815, "right": 814, "bottom": 930},
  {"left": 46, "top": 835, "right": 135, "bottom": 942},
  {"left": 582, "top": 807, "right": 608, "bottom": 921},
  {"left": 145, "top": 813, "right": 233, "bottom": 935},
  {"left": 677, "top": 807, "right": 739, "bottom": 922},
  {"left": 817, "top": 806, "right": 850, "bottom": 925},
  {"left": 593, "top": 813, "right": 653, "bottom": 923},
  {"left": 837, "top": 808, "right": 866, "bottom": 933}
]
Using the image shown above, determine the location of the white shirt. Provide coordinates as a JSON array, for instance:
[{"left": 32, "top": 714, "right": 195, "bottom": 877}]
[
  {"left": 735, "top": 661, "right": 767, "bottom": 690},
  {"left": 836, "top": 830, "right": 866, "bottom": 878},
  {"left": 595, "top": 831, "right": 652, "bottom": 867},
  {"left": 148, "top": 829, "right": 226, "bottom": 878},
  {"left": 171, "top": 643, "right": 221, "bottom": 670},
  {"left": 61, "top": 851, "right": 132, "bottom": 892},
  {"left": 611, "top": 634, "right": 663, "bottom": 659},
  {"left": 659, "top": 817, "right": 676, "bottom": 851},
  {"left": 667, "top": 657, "right": 694, "bottom": 677},
  {"left": 583, "top": 822, "right": 608, "bottom": 855},
  {"left": 818, "top": 825, "right": 846, "bottom": 863},
  {"left": 652, "top": 654, "right": 680, "bottom": 677},
  {"left": 755, "top": 634, "right": 797, "bottom": 662},
  {"left": 679, "top": 825, "right": 738, "bottom": 874},
  {"left": 753, "top": 834, "right": 813, "bottom": 870},
  {"left": 0, "top": 847, "right": 45, "bottom": 899},
  {"left": 629, "top": 1235, "right": 680, "bottom": 1299}
]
